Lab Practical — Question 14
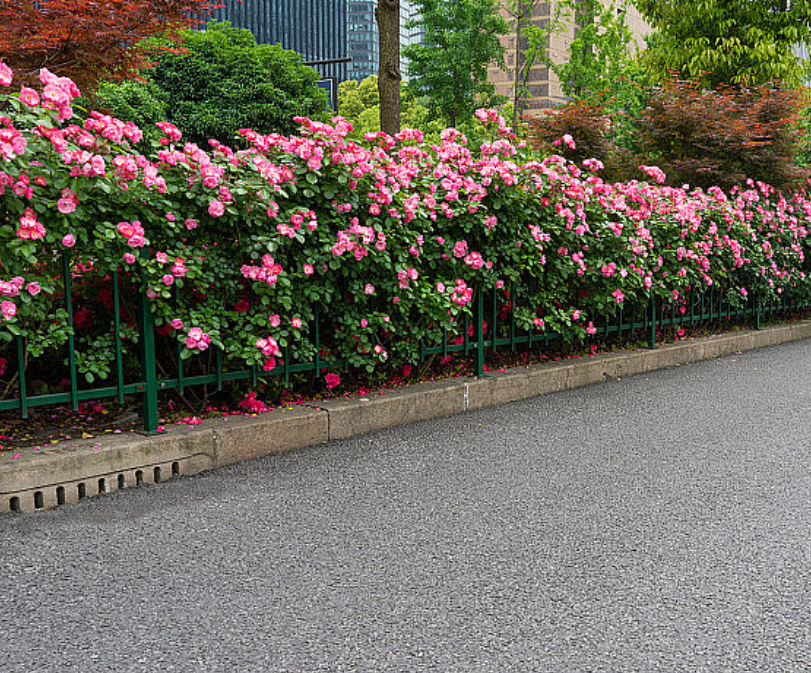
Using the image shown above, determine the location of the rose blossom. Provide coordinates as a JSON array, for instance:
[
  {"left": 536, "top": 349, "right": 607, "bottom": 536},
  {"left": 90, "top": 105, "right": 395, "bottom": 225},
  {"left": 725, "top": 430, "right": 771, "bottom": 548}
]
[
  {"left": 208, "top": 200, "right": 225, "bottom": 218},
  {"left": 0, "top": 62, "right": 13, "bottom": 86},
  {"left": 19, "top": 87, "right": 39, "bottom": 107},
  {"left": 1, "top": 301, "right": 16, "bottom": 320},
  {"left": 62, "top": 234, "right": 76, "bottom": 248}
]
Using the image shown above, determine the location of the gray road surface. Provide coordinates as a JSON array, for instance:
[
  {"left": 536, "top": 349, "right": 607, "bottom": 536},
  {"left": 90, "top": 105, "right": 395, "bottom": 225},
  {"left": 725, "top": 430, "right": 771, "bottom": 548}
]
[{"left": 3, "top": 340, "right": 811, "bottom": 672}]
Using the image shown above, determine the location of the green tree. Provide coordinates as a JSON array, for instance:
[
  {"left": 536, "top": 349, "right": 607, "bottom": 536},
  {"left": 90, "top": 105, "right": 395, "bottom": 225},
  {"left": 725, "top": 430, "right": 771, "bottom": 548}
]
[
  {"left": 403, "top": 0, "right": 509, "bottom": 127},
  {"left": 338, "top": 75, "right": 441, "bottom": 138},
  {"left": 633, "top": 0, "right": 811, "bottom": 88},
  {"left": 93, "top": 22, "right": 329, "bottom": 147},
  {"left": 537, "top": 0, "right": 648, "bottom": 150},
  {"left": 88, "top": 79, "right": 169, "bottom": 145},
  {"left": 502, "top": 0, "right": 549, "bottom": 127},
  {"left": 550, "top": 0, "right": 642, "bottom": 105}
]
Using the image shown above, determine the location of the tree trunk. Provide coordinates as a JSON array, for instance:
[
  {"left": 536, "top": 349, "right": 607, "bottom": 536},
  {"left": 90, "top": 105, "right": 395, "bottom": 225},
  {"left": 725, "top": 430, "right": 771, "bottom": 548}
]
[
  {"left": 376, "top": 0, "right": 401, "bottom": 136},
  {"left": 513, "top": 6, "right": 523, "bottom": 128}
]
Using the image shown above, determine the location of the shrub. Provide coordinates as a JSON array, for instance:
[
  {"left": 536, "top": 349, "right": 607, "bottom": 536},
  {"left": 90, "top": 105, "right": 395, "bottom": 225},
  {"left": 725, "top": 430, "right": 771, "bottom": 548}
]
[
  {"left": 635, "top": 79, "right": 807, "bottom": 192},
  {"left": 3, "top": 65, "right": 811, "bottom": 397},
  {"left": 90, "top": 22, "right": 329, "bottom": 148}
]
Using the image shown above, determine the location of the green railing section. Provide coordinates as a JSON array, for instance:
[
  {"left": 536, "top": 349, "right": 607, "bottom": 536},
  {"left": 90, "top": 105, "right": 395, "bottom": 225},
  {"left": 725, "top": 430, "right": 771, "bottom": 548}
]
[{"left": 2, "top": 267, "right": 808, "bottom": 435}]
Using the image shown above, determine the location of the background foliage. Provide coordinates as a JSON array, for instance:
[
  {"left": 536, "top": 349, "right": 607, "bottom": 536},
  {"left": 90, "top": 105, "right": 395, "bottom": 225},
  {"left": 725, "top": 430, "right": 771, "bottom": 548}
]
[{"left": 90, "top": 22, "right": 329, "bottom": 148}]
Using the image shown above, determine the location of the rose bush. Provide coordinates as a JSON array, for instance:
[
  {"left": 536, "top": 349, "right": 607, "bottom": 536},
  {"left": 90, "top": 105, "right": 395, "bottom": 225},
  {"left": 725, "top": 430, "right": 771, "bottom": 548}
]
[{"left": 2, "top": 63, "right": 811, "bottom": 396}]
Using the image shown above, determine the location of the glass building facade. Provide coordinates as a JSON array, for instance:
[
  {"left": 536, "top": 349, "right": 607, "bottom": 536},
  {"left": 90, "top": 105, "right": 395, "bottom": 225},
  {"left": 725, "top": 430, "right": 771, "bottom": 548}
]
[
  {"left": 210, "top": 0, "right": 349, "bottom": 82},
  {"left": 346, "top": 0, "right": 423, "bottom": 83},
  {"left": 347, "top": 1, "right": 378, "bottom": 83}
]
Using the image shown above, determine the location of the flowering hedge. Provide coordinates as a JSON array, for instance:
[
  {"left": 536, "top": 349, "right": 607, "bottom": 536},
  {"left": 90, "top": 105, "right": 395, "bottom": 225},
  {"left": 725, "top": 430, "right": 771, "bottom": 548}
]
[{"left": 2, "top": 62, "right": 811, "bottom": 391}]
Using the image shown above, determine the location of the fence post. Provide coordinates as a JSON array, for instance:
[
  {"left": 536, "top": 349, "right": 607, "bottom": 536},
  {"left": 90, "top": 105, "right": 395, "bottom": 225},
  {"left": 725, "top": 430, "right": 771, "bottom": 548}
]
[
  {"left": 474, "top": 287, "right": 485, "bottom": 376},
  {"left": 16, "top": 335, "right": 27, "bottom": 419},
  {"left": 62, "top": 252, "right": 79, "bottom": 411},
  {"left": 647, "top": 298, "right": 657, "bottom": 349},
  {"left": 754, "top": 294, "right": 762, "bottom": 330},
  {"left": 138, "top": 265, "right": 160, "bottom": 434}
]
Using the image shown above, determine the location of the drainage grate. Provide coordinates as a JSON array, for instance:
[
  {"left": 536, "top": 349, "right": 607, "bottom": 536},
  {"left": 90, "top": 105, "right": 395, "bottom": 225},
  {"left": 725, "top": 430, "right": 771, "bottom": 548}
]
[{"left": 4, "top": 459, "right": 190, "bottom": 514}]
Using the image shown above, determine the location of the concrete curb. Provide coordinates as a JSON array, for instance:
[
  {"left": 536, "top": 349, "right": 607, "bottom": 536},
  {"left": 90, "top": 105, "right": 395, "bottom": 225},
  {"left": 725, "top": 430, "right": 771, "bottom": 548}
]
[{"left": 1, "top": 320, "right": 806, "bottom": 514}]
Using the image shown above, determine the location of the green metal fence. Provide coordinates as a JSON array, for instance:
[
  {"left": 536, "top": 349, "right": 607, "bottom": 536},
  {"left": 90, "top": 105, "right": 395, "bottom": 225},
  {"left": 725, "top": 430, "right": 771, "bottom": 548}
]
[{"left": 1, "top": 264, "right": 808, "bottom": 435}]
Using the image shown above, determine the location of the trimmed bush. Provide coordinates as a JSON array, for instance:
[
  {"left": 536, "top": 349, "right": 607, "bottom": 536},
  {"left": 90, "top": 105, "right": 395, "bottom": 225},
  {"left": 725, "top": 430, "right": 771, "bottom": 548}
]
[
  {"left": 2, "top": 67, "right": 811, "bottom": 394},
  {"left": 90, "top": 22, "right": 329, "bottom": 148}
]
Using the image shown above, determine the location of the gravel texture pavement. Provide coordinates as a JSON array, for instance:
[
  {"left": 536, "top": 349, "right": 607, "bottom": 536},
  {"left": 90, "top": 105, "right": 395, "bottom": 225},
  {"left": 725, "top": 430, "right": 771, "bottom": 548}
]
[{"left": 2, "top": 340, "right": 811, "bottom": 672}]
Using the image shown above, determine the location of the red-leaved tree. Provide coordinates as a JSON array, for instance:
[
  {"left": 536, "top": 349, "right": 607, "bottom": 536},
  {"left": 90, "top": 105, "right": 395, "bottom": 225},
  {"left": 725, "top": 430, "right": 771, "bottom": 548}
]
[{"left": 0, "top": 0, "right": 216, "bottom": 93}]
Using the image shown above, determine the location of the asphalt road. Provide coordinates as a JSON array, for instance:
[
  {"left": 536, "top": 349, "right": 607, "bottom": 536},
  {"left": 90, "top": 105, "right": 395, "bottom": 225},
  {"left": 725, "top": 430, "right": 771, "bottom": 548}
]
[{"left": 3, "top": 340, "right": 811, "bottom": 672}]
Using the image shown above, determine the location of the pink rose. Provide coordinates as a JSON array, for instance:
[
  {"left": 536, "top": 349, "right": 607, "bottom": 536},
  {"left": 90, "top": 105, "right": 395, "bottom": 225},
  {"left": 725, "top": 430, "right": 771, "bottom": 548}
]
[
  {"left": 364, "top": 284, "right": 375, "bottom": 295},
  {"left": 123, "top": 253, "right": 136, "bottom": 264},
  {"left": 0, "top": 62, "right": 13, "bottom": 86},
  {"left": 291, "top": 317, "right": 302, "bottom": 329},
  {"left": 26, "top": 282, "right": 41, "bottom": 296},
  {"left": 208, "top": 200, "right": 225, "bottom": 218},
  {"left": 185, "top": 218, "right": 198, "bottom": 230},
  {"left": 61, "top": 234, "right": 76, "bottom": 248},
  {"left": 269, "top": 314, "right": 280, "bottom": 327},
  {"left": 162, "top": 274, "right": 174, "bottom": 286},
  {"left": 1, "top": 301, "right": 16, "bottom": 320},
  {"left": 170, "top": 319, "right": 183, "bottom": 329},
  {"left": 303, "top": 264, "right": 314, "bottom": 275},
  {"left": 57, "top": 198, "right": 76, "bottom": 214},
  {"left": 324, "top": 373, "right": 340, "bottom": 389},
  {"left": 19, "top": 87, "right": 39, "bottom": 107}
]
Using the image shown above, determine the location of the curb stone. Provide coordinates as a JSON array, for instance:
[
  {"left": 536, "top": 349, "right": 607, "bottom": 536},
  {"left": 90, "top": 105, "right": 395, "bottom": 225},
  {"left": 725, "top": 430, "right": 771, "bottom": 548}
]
[{"left": 0, "top": 320, "right": 804, "bottom": 514}]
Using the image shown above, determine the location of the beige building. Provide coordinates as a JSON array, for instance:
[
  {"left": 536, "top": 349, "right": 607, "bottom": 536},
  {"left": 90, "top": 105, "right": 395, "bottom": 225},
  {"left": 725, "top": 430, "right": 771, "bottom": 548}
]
[{"left": 488, "top": 0, "right": 649, "bottom": 115}]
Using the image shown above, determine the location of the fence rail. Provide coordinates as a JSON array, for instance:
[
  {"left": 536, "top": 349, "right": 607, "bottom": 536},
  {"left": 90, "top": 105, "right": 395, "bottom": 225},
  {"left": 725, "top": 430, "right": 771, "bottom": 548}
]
[{"left": 2, "top": 269, "right": 808, "bottom": 434}]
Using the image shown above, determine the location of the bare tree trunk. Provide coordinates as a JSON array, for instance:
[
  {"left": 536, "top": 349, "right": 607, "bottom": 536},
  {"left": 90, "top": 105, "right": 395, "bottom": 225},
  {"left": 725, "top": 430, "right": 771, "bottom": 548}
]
[{"left": 376, "top": 0, "right": 401, "bottom": 136}]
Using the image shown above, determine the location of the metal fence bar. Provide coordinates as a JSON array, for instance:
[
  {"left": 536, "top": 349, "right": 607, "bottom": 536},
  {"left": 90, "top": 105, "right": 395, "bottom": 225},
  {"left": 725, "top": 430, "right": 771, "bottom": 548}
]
[
  {"left": 16, "top": 335, "right": 27, "bottom": 418},
  {"left": 112, "top": 270, "right": 125, "bottom": 405},
  {"left": 62, "top": 252, "right": 79, "bottom": 412},
  {"left": 491, "top": 289, "right": 498, "bottom": 354},
  {"left": 0, "top": 381, "right": 149, "bottom": 412},
  {"left": 138, "top": 268, "right": 159, "bottom": 434},
  {"left": 314, "top": 306, "right": 320, "bottom": 378},
  {"left": 509, "top": 283, "right": 516, "bottom": 351},
  {"left": 5, "top": 279, "right": 811, "bottom": 426},
  {"left": 474, "top": 288, "right": 484, "bottom": 376},
  {"left": 215, "top": 347, "right": 223, "bottom": 391}
]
